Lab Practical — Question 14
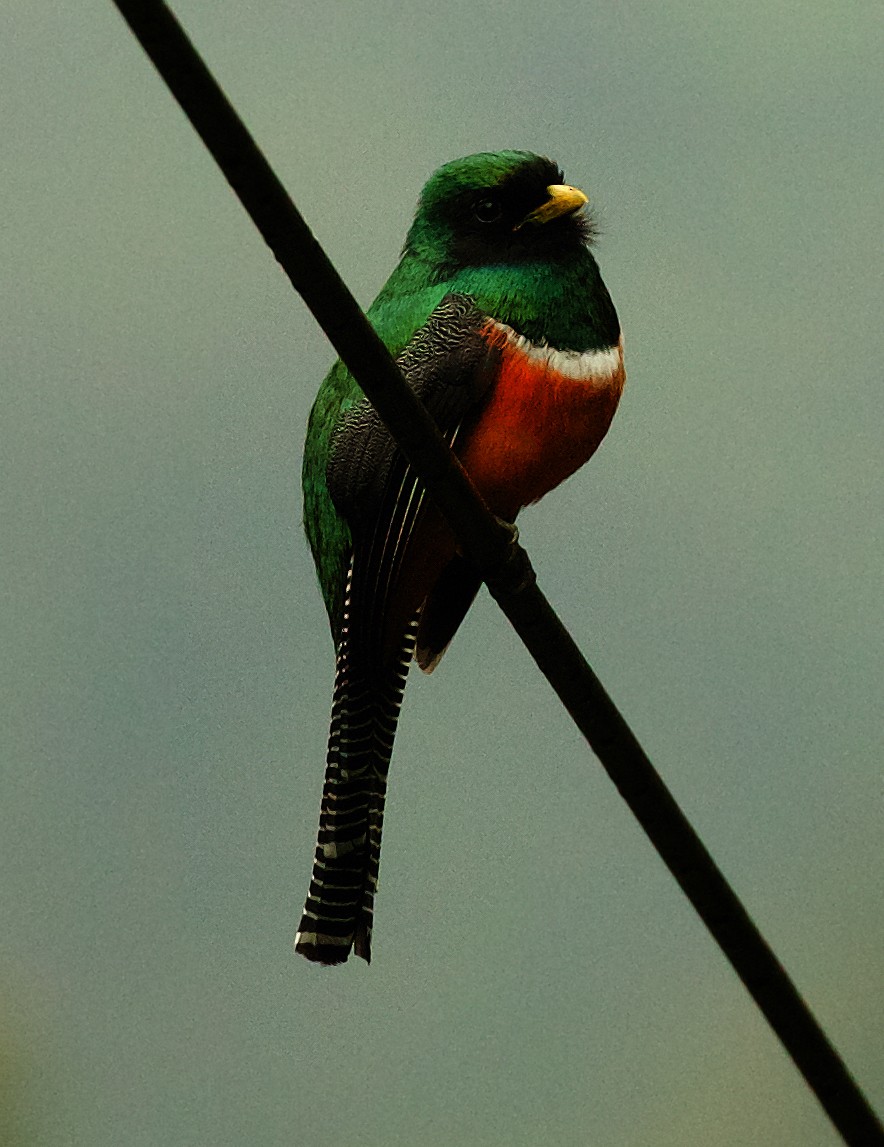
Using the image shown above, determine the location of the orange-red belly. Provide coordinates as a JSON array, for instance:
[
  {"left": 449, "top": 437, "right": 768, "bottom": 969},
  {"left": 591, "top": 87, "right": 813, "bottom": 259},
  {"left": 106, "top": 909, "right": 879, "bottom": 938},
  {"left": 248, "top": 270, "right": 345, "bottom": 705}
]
[
  {"left": 457, "top": 321, "right": 626, "bottom": 521},
  {"left": 383, "top": 323, "right": 624, "bottom": 664}
]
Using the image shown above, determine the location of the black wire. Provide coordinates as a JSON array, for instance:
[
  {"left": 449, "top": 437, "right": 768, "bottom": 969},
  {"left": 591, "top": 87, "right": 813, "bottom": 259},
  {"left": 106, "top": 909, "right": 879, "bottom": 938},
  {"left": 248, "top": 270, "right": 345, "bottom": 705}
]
[{"left": 109, "top": 3, "right": 883, "bottom": 1143}]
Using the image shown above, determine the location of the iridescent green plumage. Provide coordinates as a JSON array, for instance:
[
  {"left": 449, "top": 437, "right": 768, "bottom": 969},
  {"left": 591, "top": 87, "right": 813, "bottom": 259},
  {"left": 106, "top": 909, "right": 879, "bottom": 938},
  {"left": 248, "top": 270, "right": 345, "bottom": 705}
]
[
  {"left": 296, "top": 152, "right": 622, "bottom": 963},
  {"left": 302, "top": 150, "right": 618, "bottom": 632}
]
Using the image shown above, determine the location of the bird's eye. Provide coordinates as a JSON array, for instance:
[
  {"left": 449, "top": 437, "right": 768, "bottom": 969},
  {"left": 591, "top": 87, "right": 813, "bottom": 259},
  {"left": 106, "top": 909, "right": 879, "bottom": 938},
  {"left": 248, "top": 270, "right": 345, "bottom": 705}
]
[{"left": 473, "top": 197, "right": 502, "bottom": 223}]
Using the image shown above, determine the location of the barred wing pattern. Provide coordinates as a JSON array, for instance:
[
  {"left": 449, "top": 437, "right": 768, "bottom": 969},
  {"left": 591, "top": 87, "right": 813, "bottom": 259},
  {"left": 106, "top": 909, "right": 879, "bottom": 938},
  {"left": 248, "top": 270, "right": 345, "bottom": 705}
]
[{"left": 295, "top": 296, "right": 499, "bottom": 964}]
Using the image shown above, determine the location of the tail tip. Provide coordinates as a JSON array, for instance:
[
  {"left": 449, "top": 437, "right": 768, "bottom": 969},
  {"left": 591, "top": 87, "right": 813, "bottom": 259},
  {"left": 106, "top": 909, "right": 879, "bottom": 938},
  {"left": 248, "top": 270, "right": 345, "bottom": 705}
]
[
  {"left": 294, "top": 929, "right": 355, "bottom": 967},
  {"left": 294, "top": 926, "right": 375, "bottom": 966}
]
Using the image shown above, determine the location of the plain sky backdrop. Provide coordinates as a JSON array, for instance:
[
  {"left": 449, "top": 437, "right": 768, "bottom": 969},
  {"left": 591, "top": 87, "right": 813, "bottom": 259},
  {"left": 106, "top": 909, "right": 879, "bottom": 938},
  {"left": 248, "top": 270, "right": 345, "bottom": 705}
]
[{"left": 2, "top": 2, "right": 881, "bottom": 1145}]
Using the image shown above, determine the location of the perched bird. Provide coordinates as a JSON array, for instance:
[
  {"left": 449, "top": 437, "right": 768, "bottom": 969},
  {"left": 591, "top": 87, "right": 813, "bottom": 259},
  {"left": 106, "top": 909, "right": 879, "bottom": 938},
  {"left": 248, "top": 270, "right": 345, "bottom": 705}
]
[{"left": 296, "top": 151, "right": 624, "bottom": 964}]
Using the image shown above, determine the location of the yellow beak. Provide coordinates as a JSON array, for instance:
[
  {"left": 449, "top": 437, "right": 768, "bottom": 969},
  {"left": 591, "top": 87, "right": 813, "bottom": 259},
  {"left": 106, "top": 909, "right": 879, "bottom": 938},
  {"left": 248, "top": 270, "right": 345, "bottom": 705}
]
[{"left": 518, "top": 184, "right": 588, "bottom": 228}]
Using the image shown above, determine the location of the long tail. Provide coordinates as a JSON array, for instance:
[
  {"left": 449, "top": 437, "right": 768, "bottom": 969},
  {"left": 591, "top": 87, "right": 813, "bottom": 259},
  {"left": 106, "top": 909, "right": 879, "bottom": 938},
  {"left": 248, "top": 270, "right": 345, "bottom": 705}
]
[{"left": 295, "top": 616, "right": 417, "bottom": 965}]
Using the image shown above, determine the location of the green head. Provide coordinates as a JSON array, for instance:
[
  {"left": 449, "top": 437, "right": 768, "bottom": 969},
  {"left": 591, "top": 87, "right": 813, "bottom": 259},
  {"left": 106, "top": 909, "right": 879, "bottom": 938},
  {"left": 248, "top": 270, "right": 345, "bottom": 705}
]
[{"left": 402, "top": 151, "right": 594, "bottom": 279}]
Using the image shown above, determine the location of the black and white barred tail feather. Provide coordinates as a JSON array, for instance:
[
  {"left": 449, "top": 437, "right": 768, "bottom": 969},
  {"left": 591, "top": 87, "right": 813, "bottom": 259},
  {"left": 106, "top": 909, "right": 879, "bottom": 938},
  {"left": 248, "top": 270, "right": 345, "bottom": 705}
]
[
  {"left": 295, "top": 468, "right": 428, "bottom": 965},
  {"left": 294, "top": 574, "right": 419, "bottom": 965},
  {"left": 297, "top": 297, "right": 499, "bottom": 964},
  {"left": 297, "top": 437, "right": 428, "bottom": 965}
]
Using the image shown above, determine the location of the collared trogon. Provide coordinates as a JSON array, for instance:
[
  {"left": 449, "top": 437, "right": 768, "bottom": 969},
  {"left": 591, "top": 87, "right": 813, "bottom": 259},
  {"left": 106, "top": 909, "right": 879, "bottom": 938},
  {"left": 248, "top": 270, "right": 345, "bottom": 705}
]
[{"left": 296, "top": 151, "right": 624, "bottom": 964}]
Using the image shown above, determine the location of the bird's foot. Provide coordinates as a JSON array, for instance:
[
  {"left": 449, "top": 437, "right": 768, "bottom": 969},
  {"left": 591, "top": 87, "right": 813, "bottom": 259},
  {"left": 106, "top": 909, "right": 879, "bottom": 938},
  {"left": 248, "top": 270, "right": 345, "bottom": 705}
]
[{"left": 488, "top": 518, "right": 535, "bottom": 596}]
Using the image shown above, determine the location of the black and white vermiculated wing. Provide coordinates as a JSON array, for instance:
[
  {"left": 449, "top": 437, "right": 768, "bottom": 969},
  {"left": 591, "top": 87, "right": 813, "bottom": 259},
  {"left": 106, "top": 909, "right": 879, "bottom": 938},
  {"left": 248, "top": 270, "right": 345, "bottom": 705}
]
[
  {"left": 295, "top": 294, "right": 499, "bottom": 965},
  {"left": 326, "top": 293, "right": 500, "bottom": 670},
  {"left": 327, "top": 295, "right": 496, "bottom": 552}
]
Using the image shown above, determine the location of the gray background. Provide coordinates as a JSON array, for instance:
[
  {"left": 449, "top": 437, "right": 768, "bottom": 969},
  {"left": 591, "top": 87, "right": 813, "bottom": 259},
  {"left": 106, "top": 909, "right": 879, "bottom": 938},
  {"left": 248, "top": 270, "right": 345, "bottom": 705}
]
[{"left": 2, "top": 2, "right": 881, "bottom": 1144}]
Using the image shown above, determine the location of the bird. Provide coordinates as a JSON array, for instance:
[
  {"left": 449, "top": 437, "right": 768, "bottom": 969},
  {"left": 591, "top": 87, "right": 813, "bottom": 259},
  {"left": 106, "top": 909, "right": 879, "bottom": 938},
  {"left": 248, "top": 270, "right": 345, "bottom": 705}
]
[{"left": 295, "top": 151, "right": 624, "bottom": 964}]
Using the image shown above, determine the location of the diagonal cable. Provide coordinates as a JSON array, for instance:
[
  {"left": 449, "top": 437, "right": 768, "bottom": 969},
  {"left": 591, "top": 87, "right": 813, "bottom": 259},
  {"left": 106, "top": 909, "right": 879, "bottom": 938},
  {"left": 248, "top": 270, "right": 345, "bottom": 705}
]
[{"left": 108, "top": 3, "right": 883, "bottom": 1143}]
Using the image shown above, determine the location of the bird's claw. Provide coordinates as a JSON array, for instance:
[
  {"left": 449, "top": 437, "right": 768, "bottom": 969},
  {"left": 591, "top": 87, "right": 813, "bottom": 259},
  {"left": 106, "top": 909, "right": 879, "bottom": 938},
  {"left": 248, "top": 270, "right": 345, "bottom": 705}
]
[{"left": 495, "top": 517, "right": 519, "bottom": 546}]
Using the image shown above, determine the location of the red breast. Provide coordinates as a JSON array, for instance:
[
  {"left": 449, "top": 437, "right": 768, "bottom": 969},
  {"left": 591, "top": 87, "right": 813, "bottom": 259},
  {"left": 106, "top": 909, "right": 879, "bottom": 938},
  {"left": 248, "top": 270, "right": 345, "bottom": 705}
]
[{"left": 457, "top": 320, "right": 626, "bottom": 520}]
